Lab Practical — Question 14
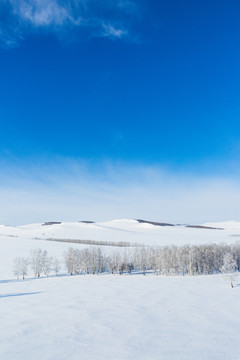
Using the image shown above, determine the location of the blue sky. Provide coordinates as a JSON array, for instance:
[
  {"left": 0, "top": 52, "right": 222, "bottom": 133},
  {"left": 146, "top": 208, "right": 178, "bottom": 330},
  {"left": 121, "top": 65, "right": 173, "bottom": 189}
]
[{"left": 1, "top": 0, "right": 240, "bottom": 224}]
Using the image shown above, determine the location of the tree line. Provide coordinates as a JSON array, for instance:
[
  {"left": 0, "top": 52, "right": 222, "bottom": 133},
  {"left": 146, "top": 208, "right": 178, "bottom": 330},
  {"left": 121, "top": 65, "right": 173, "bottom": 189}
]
[
  {"left": 13, "top": 242, "right": 240, "bottom": 280},
  {"left": 45, "top": 238, "right": 142, "bottom": 247}
]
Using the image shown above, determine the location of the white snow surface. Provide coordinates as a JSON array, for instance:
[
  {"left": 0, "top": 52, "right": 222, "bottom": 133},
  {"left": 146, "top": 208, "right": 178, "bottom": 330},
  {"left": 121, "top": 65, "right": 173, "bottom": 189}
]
[
  {"left": 1, "top": 219, "right": 240, "bottom": 359},
  {"left": 1, "top": 274, "right": 240, "bottom": 360},
  {"left": 1, "top": 218, "right": 240, "bottom": 247}
]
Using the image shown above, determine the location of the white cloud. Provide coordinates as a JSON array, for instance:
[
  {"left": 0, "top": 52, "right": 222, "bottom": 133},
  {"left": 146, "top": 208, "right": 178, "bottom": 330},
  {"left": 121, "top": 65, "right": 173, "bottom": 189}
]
[
  {"left": 0, "top": 161, "right": 240, "bottom": 225},
  {"left": 0, "top": 0, "right": 139, "bottom": 45},
  {"left": 10, "top": 0, "right": 81, "bottom": 26},
  {"left": 102, "top": 24, "right": 127, "bottom": 39}
]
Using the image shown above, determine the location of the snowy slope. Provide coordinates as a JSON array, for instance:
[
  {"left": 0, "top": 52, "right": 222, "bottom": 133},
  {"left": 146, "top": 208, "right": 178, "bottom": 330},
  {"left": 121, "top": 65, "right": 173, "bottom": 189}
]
[
  {"left": 1, "top": 219, "right": 240, "bottom": 359},
  {"left": 1, "top": 218, "right": 239, "bottom": 246}
]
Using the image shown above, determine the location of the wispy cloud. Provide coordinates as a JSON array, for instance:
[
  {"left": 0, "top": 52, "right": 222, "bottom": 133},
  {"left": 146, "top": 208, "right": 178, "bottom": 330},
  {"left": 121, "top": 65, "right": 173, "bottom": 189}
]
[
  {"left": 0, "top": 160, "right": 240, "bottom": 225},
  {"left": 102, "top": 24, "right": 127, "bottom": 39},
  {"left": 12, "top": 0, "right": 79, "bottom": 26},
  {"left": 0, "top": 0, "right": 139, "bottom": 46}
]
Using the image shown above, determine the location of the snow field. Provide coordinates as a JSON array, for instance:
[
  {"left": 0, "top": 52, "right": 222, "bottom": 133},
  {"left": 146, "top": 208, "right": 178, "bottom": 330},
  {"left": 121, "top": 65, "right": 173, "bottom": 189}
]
[
  {"left": 0, "top": 274, "right": 239, "bottom": 360},
  {"left": 1, "top": 219, "right": 240, "bottom": 359}
]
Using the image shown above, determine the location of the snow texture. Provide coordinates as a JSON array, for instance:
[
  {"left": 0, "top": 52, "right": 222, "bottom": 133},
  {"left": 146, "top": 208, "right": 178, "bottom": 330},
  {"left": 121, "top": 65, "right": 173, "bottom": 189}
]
[{"left": 1, "top": 219, "right": 240, "bottom": 359}]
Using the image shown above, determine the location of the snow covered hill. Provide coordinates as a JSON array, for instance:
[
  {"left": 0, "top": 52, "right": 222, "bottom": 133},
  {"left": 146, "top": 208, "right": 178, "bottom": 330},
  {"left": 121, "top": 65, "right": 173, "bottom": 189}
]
[
  {"left": 1, "top": 218, "right": 240, "bottom": 247},
  {"left": 1, "top": 218, "right": 240, "bottom": 280}
]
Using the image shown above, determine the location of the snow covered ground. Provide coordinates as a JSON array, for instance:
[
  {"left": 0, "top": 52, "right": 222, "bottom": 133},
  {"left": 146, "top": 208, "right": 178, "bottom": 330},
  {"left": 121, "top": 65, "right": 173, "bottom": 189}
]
[
  {"left": 1, "top": 219, "right": 240, "bottom": 359},
  {"left": 1, "top": 274, "right": 240, "bottom": 360}
]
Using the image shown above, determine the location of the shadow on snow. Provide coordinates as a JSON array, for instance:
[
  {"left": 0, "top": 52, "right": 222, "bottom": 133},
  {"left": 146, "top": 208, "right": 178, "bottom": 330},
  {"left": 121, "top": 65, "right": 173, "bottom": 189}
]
[{"left": 0, "top": 291, "right": 42, "bottom": 298}]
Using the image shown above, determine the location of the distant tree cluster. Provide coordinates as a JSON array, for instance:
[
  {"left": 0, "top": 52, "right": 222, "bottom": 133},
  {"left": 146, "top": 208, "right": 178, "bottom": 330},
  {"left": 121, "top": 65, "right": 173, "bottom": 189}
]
[
  {"left": 45, "top": 238, "right": 142, "bottom": 247},
  {"left": 13, "top": 243, "right": 240, "bottom": 285},
  {"left": 13, "top": 249, "right": 60, "bottom": 279}
]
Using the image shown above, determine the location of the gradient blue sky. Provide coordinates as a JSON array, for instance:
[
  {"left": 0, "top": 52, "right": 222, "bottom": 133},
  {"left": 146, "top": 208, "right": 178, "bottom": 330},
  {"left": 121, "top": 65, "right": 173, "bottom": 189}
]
[{"left": 1, "top": 0, "right": 240, "bottom": 224}]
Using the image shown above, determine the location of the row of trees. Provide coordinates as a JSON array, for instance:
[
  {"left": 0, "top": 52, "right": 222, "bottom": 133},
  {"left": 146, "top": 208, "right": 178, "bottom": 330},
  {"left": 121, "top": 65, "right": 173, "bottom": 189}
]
[
  {"left": 46, "top": 238, "right": 141, "bottom": 248},
  {"left": 13, "top": 243, "right": 240, "bottom": 282}
]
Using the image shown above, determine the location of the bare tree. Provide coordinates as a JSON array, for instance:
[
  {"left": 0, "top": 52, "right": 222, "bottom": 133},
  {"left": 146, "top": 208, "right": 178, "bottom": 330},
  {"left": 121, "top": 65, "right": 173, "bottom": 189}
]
[
  {"left": 13, "top": 257, "right": 29, "bottom": 279},
  {"left": 221, "top": 252, "right": 237, "bottom": 288},
  {"left": 41, "top": 251, "right": 52, "bottom": 276},
  {"left": 53, "top": 257, "right": 61, "bottom": 276},
  {"left": 30, "top": 249, "right": 44, "bottom": 277},
  {"left": 63, "top": 248, "right": 75, "bottom": 275}
]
